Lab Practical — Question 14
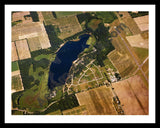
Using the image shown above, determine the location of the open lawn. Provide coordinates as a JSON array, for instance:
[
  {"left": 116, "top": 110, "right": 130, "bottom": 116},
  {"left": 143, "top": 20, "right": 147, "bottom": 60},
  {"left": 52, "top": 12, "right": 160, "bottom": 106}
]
[{"left": 76, "top": 86, "right": 117, "bottom": 115}]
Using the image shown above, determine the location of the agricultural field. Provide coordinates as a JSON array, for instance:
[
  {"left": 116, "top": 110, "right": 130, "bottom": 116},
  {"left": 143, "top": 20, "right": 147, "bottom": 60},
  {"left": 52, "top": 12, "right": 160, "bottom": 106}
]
[
  {"left": 126, "top": 34, "right": 148, "bottom": 49},
  {"left": 112, "top": 75, "right": 148, "bottom": 115},
  {"left": 54, "top": 11, "right": 83, "bottom": 18},
  {"left": 12, "top": 42, "right": 19, "bottom": 62},
  {"left": 133, "top": 47, "right": 148, "bottom": 63},
  {"left": 133, "top": 15, "right": 149, "bottom": 32},
  {"left": 41, "top": 11, "right": 56, "bottom": 25},
  {"left": 120, "top": 12, "right": 141, "bottom": 35},
  {"left": 46, "top": 110, "right": 62, "bottom": 115},
  {"left": 108, "top": 12, "right": 148, "bottom": 81},
  {"left": 12, "top": 22, "right": 51, "bottom": 51},
  {"left": 95, "top": 11, "right": 118, "bottom": 23},
  {"left": 51, "top": 15, "right": 83, "bottom": 39},
  {"left": 27, "top": 37, "right": 41, "bottom": 52},
  {"left": 87, "top": 19, "right": 102, "bottom": 31},
  {"left": 107, "top": 34, "right": 138, "bottom": 78},
  {"left": 76, "top": 86, "right": 117, "bottom": 115},
  {"left": 11, "top": 11, "right": 149, "bottom": 116},
  {"left": 15, "top": 39, "right": 31, "bottom": 60},
  {"left": 62, "top": 105, "right": 88, "bottom": 115},
  {"left": 12, "top": 74, "right": 24, "bottom": 93},
  {"left": 12, "top": 61, "right": 19, "bottom": 72}
]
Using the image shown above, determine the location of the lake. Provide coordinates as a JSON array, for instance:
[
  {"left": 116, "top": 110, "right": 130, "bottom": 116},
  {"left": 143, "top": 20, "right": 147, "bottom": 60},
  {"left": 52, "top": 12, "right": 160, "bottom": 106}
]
[{"left": 48, "top": 34, "right": 90, "bottom": 90}]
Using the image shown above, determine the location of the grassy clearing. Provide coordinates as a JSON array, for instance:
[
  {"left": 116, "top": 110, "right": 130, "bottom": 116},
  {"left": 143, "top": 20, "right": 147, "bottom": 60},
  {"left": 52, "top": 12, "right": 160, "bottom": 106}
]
[
  {"left": 95, "top": 12, "right": 118, "bottom": 23},
  {"left": 46, "top": 109, "right": 62, "bottom": 115},
  {"left": 41, "top": 12, "right": 55, "bottom": 25},
  {"left": 62, "top": 105, "right": 88, "bottom": 115},
  {"left": 12, "top": 61, "right": 19, "bottom": 72},
  {"left": 18, "top": 72, "right": 49, "bottom": 112},
  {"left": 12, "top": 75, "right": 23, "bottom": 91},
  {"left": 87, "top": 19, "right": 102, "bottom": 31},
  {"left": 55, "top": 11, "right": 82, "bottom": 18},
  {"left": 133, "top": 47, "right": 148, "bottom": 63}
]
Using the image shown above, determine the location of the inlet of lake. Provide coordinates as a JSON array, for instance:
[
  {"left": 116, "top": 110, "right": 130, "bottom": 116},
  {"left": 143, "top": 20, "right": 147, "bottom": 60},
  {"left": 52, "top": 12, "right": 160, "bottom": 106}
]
[{"left": 48, "top": 34, "right": 90, "bottom": 90}]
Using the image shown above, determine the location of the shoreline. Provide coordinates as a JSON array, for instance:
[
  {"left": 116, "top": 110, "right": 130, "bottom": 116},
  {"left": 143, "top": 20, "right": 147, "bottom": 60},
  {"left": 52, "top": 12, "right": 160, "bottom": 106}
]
[{"left": 55, "top": 33, "right": 91, "bottom": 54}]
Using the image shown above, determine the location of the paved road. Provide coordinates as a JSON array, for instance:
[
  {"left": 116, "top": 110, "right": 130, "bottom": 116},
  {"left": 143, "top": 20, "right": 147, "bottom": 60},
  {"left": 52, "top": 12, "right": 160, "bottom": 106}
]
[{"left": 115, "top": 29, "right": 148, "bottom": 83}]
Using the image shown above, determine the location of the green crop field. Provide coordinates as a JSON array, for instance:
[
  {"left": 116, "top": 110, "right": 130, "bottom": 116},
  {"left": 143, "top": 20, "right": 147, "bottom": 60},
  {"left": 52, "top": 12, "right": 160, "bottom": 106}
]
[
  {"left": 133, "top": 47, "right": 148, "bottom": 63},
  {"left": 55, "top": 11, "right": 83, "bottom": 18},
  {"left": 12, "top": 75, "right": 23, "bottom": 91},
  {"left": 95, "top": 12, "right": 118, "bottom": 23},
  {"left": 87, "top": 19, "right": 102, "bottom": 31},
  {"left": 12, "top": 61, "right": 19, "bottom": 72}
]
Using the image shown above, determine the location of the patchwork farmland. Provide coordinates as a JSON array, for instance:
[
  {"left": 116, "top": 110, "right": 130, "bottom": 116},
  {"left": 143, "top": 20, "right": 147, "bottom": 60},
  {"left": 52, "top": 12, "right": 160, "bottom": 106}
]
[
  {"left": 112, "top": 75, "right": 148, "bottom": 115},
  {"left": 15, "top": 39, "right": 31, "bottom": 60},
  {"left": 11, "top": 11, "right": 149, "bottom": 116},
  {"left": 51, "top": 15, "right": 83, "bottom": 39},
  {"left": 108, "top": 12, "right": 149, "bottom": 83},
  {"left": 12, "top": 22, "right": 51, "bottom": 51},
  {"left": 76, "top": 86, "right": 117, "bottom": 115},
  {"left": 126, "top": 34, "right": 148, "bottom": 49},
  {"left": 12, "top": 42, "right": 18, "bottom": 62}
]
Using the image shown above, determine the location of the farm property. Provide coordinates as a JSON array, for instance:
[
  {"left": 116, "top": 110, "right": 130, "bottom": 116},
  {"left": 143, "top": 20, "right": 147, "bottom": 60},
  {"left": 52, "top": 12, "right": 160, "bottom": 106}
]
[
  {"left": 12, "top": 74, "right": 24, "bottom": 93},
  {"left": 15, "top": 39, "right": 31, "bottom": 60},
  {"left": 12, "top": 22, "right": 51, "bottom": 51},
  {"left": 52, "top": 15, "right": 83, "bottom": 39},
  {"left": 76, "top": 86, "right": 117, "bottom": 115},
  {"left": 12, "top": 42, "right": 19, "bottom": 62},
  {"left": 62, "top": 105, "right": 88, "bottom": 115},
  {"left": 126, "top": 34, "right": 148, "bottom": 49},
  {"left": 112, "top": 75, "right": 148, "bottom": 115},
  {"left": 107, "top": 35, "right": 137, "bottom": 78}
]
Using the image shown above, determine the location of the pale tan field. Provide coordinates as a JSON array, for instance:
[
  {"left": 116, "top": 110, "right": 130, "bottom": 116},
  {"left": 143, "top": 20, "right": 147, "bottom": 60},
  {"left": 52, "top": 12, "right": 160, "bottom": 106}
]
[
  {"left": 133, "top": 15, "right": 149, "bottom": 32},
  {"left": 12, "top": 22, "right": 51, "bottom": 51},
  {"left": 112, "top": 75, "right": 148, "bottom": 115},
  {"left": 12, "top": 70, "right": 20, "bottom": 77},
  {"left": 12, "top": 11, "right": 30, "bottom": 22},
  {"left": 27, "top": 37, "right": 41, "bottom": 52},
  {"left": 126, "top": 34, "right": 148, "bottom": 49},
  {"left": 12, "top": 42, "right": 18, "bottom": 61},
  {"left": 15, "top": 39, "right": 31, "bottom": 60},
  {"left": 76, "top": 86, "right": 117, "bottom": 115}
]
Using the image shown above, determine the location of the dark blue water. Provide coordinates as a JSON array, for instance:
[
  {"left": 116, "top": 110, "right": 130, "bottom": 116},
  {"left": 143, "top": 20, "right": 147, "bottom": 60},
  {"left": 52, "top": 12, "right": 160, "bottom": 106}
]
[{"left": 48, "top": 34, "right": 90, "bottom": 90}]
